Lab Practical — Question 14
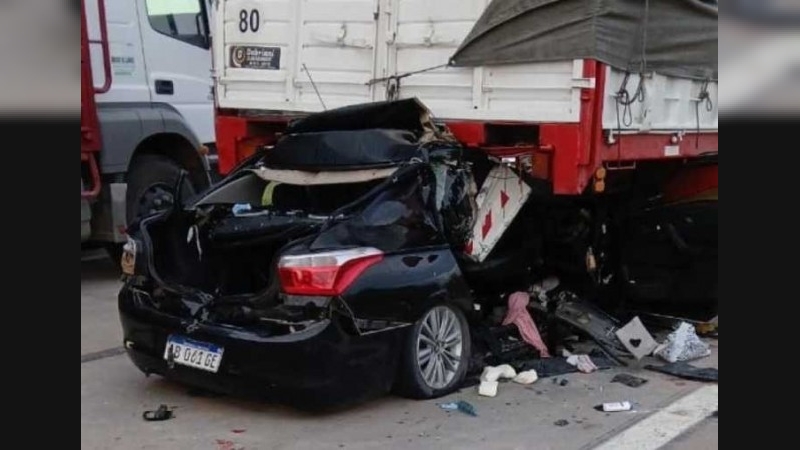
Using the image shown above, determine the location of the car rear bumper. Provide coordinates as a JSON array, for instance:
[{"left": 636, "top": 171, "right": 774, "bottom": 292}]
[{"left": 118, "top": 286, "right": 404, "bottom": 409}]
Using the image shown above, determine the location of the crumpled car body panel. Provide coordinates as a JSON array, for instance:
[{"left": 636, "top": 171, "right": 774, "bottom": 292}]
[{"left": 118, "top": 101, "right": 481, "bottom": 408}]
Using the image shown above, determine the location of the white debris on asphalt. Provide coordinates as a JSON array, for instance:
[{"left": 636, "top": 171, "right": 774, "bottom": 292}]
[
  {"left": 512, "top": 369, "right": 539, "bottom": 385},
  {"left": 478, "top": 380, "right": 499, "bottom": 397},
  {"left": 654, "top": 322, "right": 711, "bottom": 363},
  {"left": 566, "top": 354, "right": 599, "bottom": 373},
  {"left": 480, "top": 364, "right": 517, "bottom": 382},
  {"left": 478, "top": 364, "right": 519, "bottom": 397}
]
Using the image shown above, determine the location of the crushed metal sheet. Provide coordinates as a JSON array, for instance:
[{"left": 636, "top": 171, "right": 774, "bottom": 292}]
[{"left": 551, "top": 291, "right": 630, "bottom": 363}]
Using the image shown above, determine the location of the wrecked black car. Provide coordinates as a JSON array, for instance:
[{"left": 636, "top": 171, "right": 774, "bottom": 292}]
[
  {"left": 118, "top": 99, "right": 717, "bottom": 408},
  {"left": 119, "top": 99, "right": 525, "bottom": 407}
]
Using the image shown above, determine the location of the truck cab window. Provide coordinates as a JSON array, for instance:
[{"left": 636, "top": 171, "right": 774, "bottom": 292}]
[{"left": 145, "top": 0, "right": 209, "bottom": 49}]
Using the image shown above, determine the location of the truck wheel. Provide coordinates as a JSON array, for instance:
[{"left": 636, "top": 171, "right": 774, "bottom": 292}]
[
  {"left": 395, "top": 304, "right": 471, "bottom": 399},
  {"left": 126, "top": 154, "right": 196, "bottom": 226}
]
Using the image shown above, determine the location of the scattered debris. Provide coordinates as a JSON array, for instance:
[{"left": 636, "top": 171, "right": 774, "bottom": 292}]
[
  {"left": 653, "top": 322, "right": 711, "bottom": 363},
  {"left": 513, "top": 369, "right": 539, "bottom": 385},
  {"left": 645, "top": 362, "right": 718, "bottom": 382},
  {"left": 516, "top": 352, "right": 616, "bottom": 378},
  {"left": 611, "top": 373, "right": 648, "bottom": 388},
  {"left": 478, "top": 380, "right": 499, "bottom": 397},
  {"left": 501, "top": 292, "right": 550, "bottom": 357},
  {"left": 615, "top": 316, "right": 659, "bottom": 360},
  {"left": 559, "top": 379, "right": 569, "bottom": 386},
  {"left": 594, "top": 401, "right": 632, "bottom": 412},
  {"left": 231, "top": 429, "right": 246, "bottom": 434},
  {"left": 481, "top": 364, "right": 517, "bottom": 382},
  {"left": 550, "top": 291, "right": 630, "bottom": 363},
  {"left": 639, "top": 312, "right": 718, "bottom": 337},
  {"left": 142, "top": 404, "right": 174, "bottom": 422},
  {"left": 438, "top": 400, "right": 478, "bottom": 417},
  {"left": 530, "top": 276, "right": 560, "bottom": 303},
  {"left": 565, "top": 353, "right": 599, "bottom": 373},
  {"left": 472, "top": 324, "right": 539, "bottom": 368},
  {"left": 554, "top": 419, "right": 569, "bottom": 426},
  {"left": 478, "top": 364, "right": 517, "bottom": 396}
]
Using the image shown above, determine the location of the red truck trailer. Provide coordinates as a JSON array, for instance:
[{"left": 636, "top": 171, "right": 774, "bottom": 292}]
[{"left": 208, "top": 0, "right": 717, "bottom": 308}]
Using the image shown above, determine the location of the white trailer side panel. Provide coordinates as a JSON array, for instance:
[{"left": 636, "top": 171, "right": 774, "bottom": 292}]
[
  {"left": 215, "top": 0, "right": 582, "bottom": 122},
  {"left": 214, "top": 0, "right": 718, "bottom": 132},
  {"left": 602, "top": 67, "right": 719, "bottom": 132}
]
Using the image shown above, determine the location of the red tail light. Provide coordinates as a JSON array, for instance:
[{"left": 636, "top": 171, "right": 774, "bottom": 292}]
[{"left": 277, "top": 247, "right": 384, "bottom": 296}]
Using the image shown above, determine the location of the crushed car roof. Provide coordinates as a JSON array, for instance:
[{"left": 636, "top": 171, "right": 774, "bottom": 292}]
[{"left": 259, "top": 99, "right": 451, "bottom": 171}]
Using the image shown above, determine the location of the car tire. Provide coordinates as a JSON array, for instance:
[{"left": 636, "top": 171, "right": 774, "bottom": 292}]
[
  {"left": 126, "top": 154, "right": 196, "bottom": 226},
  {"left": 395, "top": 304, "right": 471, "bottom": 399}
]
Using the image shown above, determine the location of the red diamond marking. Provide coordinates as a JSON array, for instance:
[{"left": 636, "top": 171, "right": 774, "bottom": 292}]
[{"left": 481, "top": 211, "right": 492, "bottom": 239}]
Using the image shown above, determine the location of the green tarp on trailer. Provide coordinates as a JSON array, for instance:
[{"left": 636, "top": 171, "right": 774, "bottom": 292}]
[{"left": 450, "top": 0, "right": 717, "bottom": 80}]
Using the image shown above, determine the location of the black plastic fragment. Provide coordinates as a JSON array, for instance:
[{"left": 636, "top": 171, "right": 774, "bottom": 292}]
[
  {"left": 645, "top": 362, "right": 718, "bottom": 382},
  {"left": 142, "top": 404, "right": 174, "bottom": 422},
  {"left": 611, "top": 373, "right": 649, "bottom": 388}
]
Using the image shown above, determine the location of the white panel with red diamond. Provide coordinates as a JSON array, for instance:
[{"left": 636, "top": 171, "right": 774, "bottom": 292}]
[{"left": 463, "top": 165, "right": 532, "bottom": 263}]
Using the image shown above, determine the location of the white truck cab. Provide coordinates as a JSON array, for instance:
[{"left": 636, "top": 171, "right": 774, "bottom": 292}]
[
  {"left": 86, "top": 0, "right": 215, "bottom": 145},
  {"left": 82, "top": 0, "right": 215, "bottom": 249}
]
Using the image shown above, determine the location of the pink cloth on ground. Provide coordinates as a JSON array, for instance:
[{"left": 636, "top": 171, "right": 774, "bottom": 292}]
[{"left": 502, "top": 291, "right": 551, "bottom": 357}]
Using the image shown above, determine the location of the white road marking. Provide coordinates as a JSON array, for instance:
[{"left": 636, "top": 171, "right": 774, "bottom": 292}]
[{"left": 593, "top": 385, "right": 718, "bottom": 450}]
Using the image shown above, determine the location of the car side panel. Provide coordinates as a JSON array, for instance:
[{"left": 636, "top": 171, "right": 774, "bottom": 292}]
[{"left": 342, "top": 246, "right": 473, "bottom": 323}]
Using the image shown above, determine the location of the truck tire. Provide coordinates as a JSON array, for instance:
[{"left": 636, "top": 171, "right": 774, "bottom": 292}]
[
  {"left": 126, "top": 154, "right": 196, "bottom": 226},
  {"left": 395, "top": 304, "right": 471, "bottom": 399}
]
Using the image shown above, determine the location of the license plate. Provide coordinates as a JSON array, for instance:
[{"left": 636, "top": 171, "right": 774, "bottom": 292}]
[{"left": 163, "top": 335, "right": 224, "bottom": 373}]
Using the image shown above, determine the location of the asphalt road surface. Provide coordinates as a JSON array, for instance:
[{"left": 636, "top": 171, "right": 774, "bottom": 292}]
[{"left": 81, "top": 251, "right": 718, "bottom": 450}]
